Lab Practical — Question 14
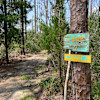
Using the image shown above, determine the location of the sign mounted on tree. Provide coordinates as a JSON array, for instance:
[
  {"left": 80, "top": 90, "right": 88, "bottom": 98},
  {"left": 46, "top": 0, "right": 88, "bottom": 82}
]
[
  {"left": 64, "top": 54, "right": 91, "bottom": 63},
  {"left": 64, "top": 33, "right": 89, "bottom": 52}
]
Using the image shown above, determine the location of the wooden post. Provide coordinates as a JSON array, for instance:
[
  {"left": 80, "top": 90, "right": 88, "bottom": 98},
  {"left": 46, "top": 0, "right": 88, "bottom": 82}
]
[{"left": 64, "top": 50, "right": 71, "bottom": 100}]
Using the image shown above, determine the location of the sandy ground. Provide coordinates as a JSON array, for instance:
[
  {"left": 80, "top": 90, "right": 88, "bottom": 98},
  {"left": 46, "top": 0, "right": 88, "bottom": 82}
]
[
  {"left": 0, "top": 51, "right": 47, "bottom": 100},
  {"left": 0, "top": 51, "right": 63, "bottom": 100}
]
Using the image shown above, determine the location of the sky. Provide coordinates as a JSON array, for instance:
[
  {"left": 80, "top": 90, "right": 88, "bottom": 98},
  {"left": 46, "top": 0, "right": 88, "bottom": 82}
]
[
  {"left": 27, "top": 0, "right": 70, "bottom": 30},
  {"left": 27, "top": 0, "right": 100, "bottom": 30}
]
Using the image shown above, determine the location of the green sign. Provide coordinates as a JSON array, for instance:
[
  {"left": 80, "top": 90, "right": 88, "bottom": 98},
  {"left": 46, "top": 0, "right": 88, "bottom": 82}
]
[{"left": 64, "top": 33, "right": 89, "bottom": 52}]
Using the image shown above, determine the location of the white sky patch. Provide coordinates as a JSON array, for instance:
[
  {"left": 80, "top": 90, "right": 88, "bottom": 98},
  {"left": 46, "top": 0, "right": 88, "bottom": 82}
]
[{"left": 92, "top": 7, "right": 99, "bottom": 12}]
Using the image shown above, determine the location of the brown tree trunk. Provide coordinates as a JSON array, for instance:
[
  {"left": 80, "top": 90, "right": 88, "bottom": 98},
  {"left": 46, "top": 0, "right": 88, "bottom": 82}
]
[
  {"left": 55, "top": 0, "right": 64, "bottom": 94},
  {"left": 70, "top": 0, "right": 92, "bottom": 99},
  {"left": 34, "top": 0, "right": 36, "bottom": 34},
  {"left": 46, "top": 0, "right": 48, "bottom": 25},
  {"left": 39, "top": 0, "right": 42, "bottom": 33},
  {"left": 21, "top": 0, "right": 25, "bottom": 55},
  {"left": 99, "top": 0, "right": 100, "bottom": 53},
  {"left": 37, "top": 1, "right": 38, "bottom": 32},
  {"left": 4, "top": 0, "right": 9, "bottom": 63},
  {"left": 39, "top": 0, "right": 41, "bottom": 33},
  {"left": 25, "top": 0, "right": 27, "bottom": 40},
  {"left": 90, "top": 0, "right": 92, "bottom": 15},
  {"left": 99, "top": 0, "right": 100, "bottom": 28},
  {"left": 32, "top": 17, "right": 33, "bottom": 35},
  {"left": 25, "top": 16, "right": 27, "bottom": 40}
]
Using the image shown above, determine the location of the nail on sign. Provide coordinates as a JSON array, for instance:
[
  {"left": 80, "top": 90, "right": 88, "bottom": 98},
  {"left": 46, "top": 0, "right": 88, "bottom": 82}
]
[
  {"left": 64, "top": 54, "right": 91, "bottom": 63},
  {"left": 64, "top": 33, "right": 89, "bottom": 52}
]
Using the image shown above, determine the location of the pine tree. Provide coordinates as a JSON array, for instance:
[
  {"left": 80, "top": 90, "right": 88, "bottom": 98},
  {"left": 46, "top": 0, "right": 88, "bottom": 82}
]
[
  {"left": 4, "top": 0, "right": 9, "bottom": 63},
  {"left": 34, "top": 0, "right": 36, "bottom": 34},
  {"left": 70, "top": 0, "right": 92, "bottom": 99},
  {"left": 40, "top": 0, "right": 69, "bottom": 94},
  {"left": 20, "top": 0, "right": 25, "bottom": 55},
  {"left": 24, "top": 0, "right": 27, "bottom": 40}
]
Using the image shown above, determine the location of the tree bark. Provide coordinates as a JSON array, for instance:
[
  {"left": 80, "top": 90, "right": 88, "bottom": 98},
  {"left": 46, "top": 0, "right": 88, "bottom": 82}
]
[
  {"left": 32, "top": 17, "right": 33, "bottom": 35},
  {"left": 99, "top": 0, "right": 100, "bottom": 28},
  {"left": 34, "top": 0, "right": 36, "bottom": 34},
  {"left": 25, "top": 0, "right": 27, "bottom": 40},
  {"left": 55, "top": 0, "right": 64, "bottom": 94},
  {"left": 90, "top": 0, "right": 92, "bottom": 15},
  {"left": 4, "top": 0, "right": 9, "bottom": 63},
  {"left": 99, "top": 0, "right": 100, "bottom": 54},
  {"left": 21, "top": 0, "right": 25, "bottom": 55},
  {"left": 70, "top": 0, "right": 92, "bottom": 99},
  {"left": 39, "top": 0, "right": 41, "bottom": 33},
  {"left": 46, "top": 0, "right": 48, "bottom": 25},
  {"left": 37, "top": 1, "right": 38, "bottom": 32}
]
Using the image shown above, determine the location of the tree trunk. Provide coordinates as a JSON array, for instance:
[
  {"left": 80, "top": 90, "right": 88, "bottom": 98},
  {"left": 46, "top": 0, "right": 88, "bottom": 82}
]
[
  {"left": 46, "top": 0, "right": 48, "bottom": 25},
  {"left": 25, "top": 0, "right": 27, "bottom": 40},
  {"left": 32, "top": 17, "right": 33, "bottom": 35},
  {"left": 99, "top": 0, "right": 100, "bottom": 28},
  {"left": 70, "top": 0, "right": 92, "bottom": 99},
  {"left": 21, "top": 0, "right": 25, "bottom": 55},
  {"left": 39, "top": 0, "right": 41, "bottom": 33},
  {"left": 55, "top": 0, "right": 64, "bottom": 94},
  {"left": 37, "top": 1, "right": 38, "bottom": 32},
  {"left": 4, "top": 0, "right": 9, "bottom": 63},
  {"left": 34, "top": 0, "right": 36, "bottom": 34},
  {"left": 99, "top": 0, "right": 100, "bottom": 54},
  {"left": 25, "top": 16, "right": 27, "bottom": 40},
  {"left": 90, "top": 0, "right": 92, "bottom": 15}
]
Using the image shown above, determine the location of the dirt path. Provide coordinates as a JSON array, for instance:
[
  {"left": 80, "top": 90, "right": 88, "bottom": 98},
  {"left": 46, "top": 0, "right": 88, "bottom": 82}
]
[{"left": 0, "top": 51, "right": 51, "bottom": 100}]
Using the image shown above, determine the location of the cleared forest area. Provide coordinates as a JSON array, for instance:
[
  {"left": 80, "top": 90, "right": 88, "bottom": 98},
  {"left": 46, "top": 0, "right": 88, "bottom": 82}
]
[{"left": 0, "top": 0, "right": 100, "bottom": 100}]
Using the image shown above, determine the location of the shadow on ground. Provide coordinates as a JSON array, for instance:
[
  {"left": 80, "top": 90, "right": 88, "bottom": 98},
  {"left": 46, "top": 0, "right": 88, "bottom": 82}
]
[{"left": 0, "top": 53, "right": 51, "bottom": 100}]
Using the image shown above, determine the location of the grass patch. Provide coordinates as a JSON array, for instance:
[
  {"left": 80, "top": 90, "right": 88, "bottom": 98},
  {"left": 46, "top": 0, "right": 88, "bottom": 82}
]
[
  {"left": 27, "top": 53, "right": 31, "bottom": 57},
  {"left": 36, "top": 65, "right": 47, "bottom": 70},
  {"left": 35, "top": 72, "right": 39, "bottom": 77},
  {"left": 20, "top": 75, "right": 32, "bottom": 80},
  {"left": 21, "top": 95, "right": 33, "bottom": 100},
  {"left": 39, "top": 76, "right": 63, "bottom": 95}
]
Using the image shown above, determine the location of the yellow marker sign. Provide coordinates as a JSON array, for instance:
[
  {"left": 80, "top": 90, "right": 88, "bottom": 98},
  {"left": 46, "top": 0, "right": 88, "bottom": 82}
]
[{"left": 64, "top": 54, "right": 91, "bottom": 63}]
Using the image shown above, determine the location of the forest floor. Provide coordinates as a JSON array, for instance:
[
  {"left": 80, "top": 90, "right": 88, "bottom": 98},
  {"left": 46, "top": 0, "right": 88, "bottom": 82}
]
[{"left": 0, "top": 50, "right": 63, "bottom": 100}]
